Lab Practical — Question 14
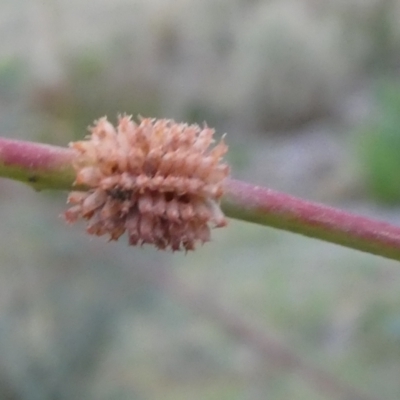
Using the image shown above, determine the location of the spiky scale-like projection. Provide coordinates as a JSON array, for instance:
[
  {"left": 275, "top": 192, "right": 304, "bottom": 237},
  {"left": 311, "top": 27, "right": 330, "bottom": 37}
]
[{"left": 64, "top": 116, "right": 229, "bottom": 251}]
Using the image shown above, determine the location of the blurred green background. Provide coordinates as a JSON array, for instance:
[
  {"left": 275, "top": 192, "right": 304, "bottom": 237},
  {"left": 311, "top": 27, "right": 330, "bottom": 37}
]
[{"left": 1, "top": 0, "right": 400, "bottom": 399}]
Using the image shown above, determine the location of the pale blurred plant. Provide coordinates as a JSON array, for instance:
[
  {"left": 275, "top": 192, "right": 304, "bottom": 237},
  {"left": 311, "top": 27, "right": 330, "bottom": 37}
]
[
  {"left": 29, "top": 0, "right": 400, "bottom": 137},
  {"left": 224, "top": 1, "right": 354, "bottom": 131}
]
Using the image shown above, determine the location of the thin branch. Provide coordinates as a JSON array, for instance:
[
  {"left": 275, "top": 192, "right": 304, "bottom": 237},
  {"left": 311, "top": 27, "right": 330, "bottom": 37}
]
[
  {"left": 1, "top": 137, "right": 400, "bottom": 261},
  {"left": 223, "top": 179, "right": 400, "bottom": 261},
  {"left": 0, "top": 138, "right": 75, "bottom": 191}
]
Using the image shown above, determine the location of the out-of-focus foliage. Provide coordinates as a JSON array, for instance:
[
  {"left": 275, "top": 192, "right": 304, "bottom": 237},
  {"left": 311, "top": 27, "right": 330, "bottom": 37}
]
[
  {"left": 225, "top": 1, "right": 353, "bottom": 131},
  {"left": 357, "top": 80, "right": 400, "bottom": 203},
  {"left": 2, "top": 0, "right": 399, "bottom": 138}
]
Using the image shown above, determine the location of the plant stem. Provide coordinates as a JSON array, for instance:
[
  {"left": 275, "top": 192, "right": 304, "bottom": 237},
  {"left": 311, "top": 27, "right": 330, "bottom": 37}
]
[
  {"left": 0, "top": 138, "right": 76, "bottom": 191},
  {"left": 223, "top": 179, "right": 400, "bottom": 261},
  {"left": 2, "top": 137, "right": 400, "bottom": 261}
]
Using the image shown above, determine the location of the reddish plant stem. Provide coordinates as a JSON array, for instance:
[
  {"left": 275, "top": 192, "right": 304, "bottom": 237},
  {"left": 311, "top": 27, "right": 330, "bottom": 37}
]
[
  {"left": 1, "top": 137, "right": 400, "bottom": 261},
  {"left": 222, "top": 179, "right": 400, "bottom": 261},
  {"left": 0, "top": 137, "right": 76, "bottom": 191}
]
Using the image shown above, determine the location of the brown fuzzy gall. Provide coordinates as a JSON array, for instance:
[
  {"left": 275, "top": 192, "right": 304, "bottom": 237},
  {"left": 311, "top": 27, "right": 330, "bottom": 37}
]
[{"left": 64, "top": 116, "right": 229, "bottom": 251}]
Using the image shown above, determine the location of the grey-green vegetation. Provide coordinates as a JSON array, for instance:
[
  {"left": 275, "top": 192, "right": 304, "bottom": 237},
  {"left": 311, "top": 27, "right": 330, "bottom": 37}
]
[{"left": 358, "top": 79, "right": 400, "bottom": 203}]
